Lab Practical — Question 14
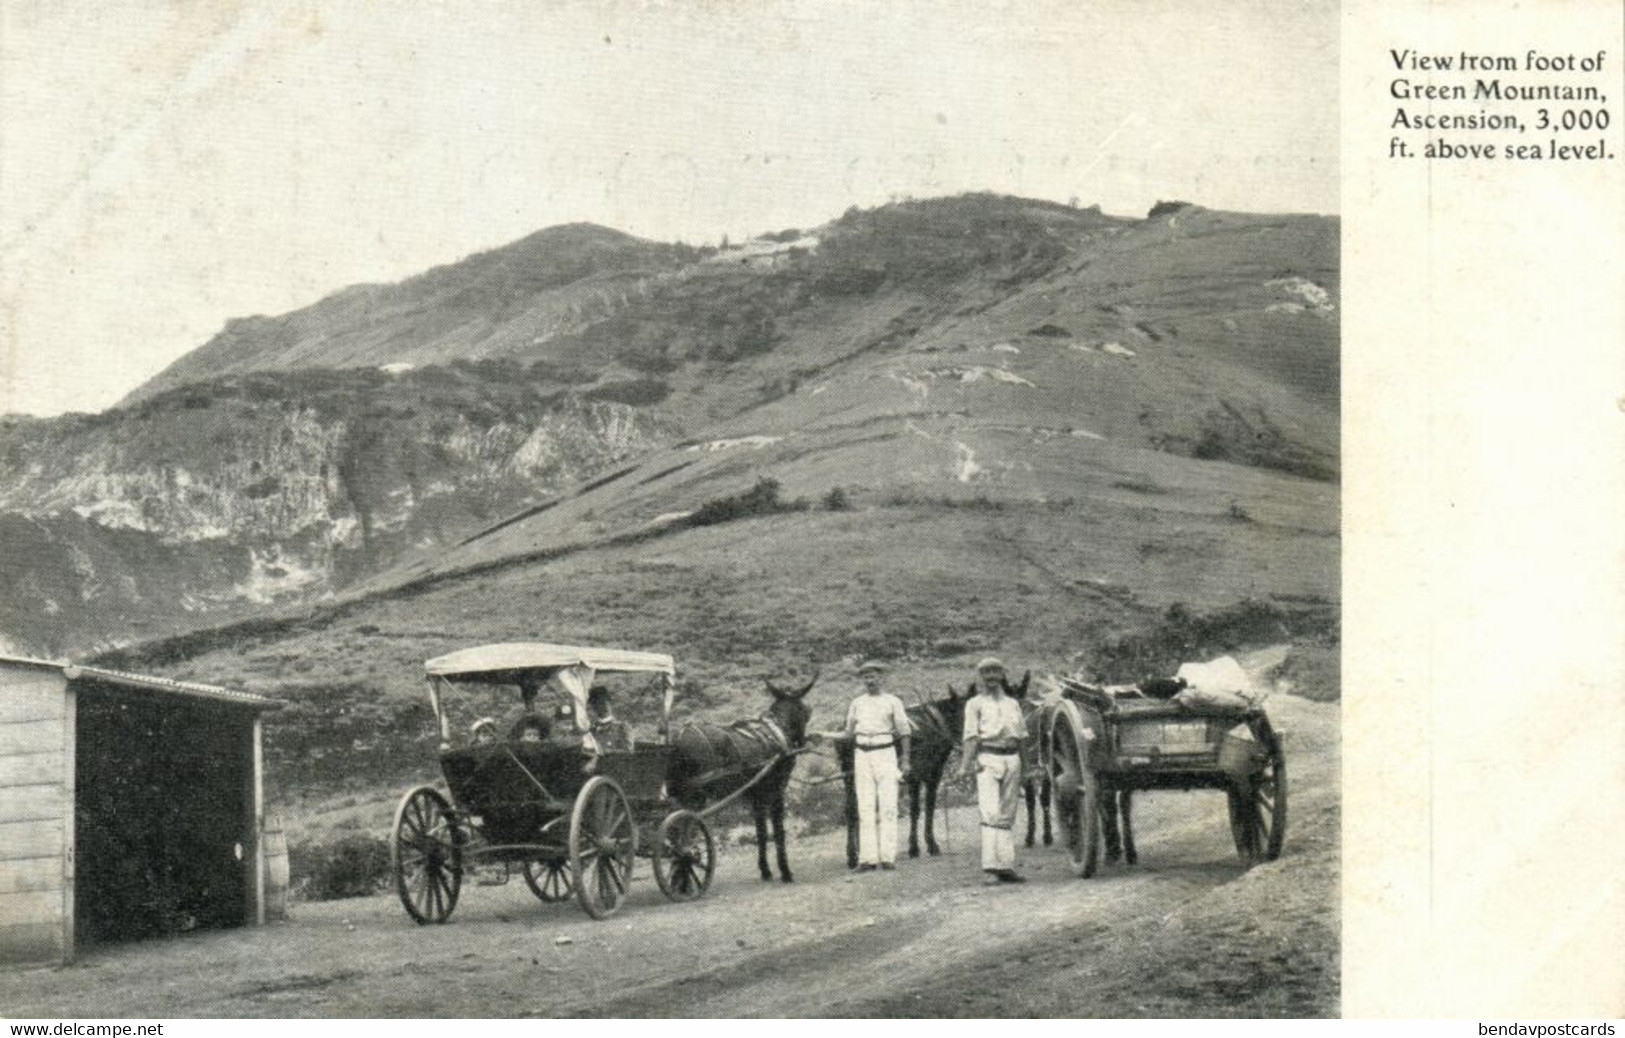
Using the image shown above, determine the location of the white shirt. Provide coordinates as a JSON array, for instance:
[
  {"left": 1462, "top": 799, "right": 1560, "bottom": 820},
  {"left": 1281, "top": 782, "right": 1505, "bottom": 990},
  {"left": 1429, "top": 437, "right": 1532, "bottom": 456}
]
[
  {"left": 845, "top": 692, "right": 913, "bottom": 747},
  {"left": 962, "top": 693, "right": 1027, "bottom": 745}
]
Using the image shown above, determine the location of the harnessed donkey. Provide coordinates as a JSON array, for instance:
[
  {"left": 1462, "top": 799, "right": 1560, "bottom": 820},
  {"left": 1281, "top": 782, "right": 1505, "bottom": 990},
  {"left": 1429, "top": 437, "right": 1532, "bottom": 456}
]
[{"left": 667, "top": 671, "right": 818, "bottom": 883}]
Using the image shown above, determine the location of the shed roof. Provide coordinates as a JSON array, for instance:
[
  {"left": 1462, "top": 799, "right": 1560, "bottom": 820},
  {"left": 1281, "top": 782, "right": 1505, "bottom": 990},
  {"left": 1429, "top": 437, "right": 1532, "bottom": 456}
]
[{"left": 0, "top": 655, "right": 282, "bottom": 712}]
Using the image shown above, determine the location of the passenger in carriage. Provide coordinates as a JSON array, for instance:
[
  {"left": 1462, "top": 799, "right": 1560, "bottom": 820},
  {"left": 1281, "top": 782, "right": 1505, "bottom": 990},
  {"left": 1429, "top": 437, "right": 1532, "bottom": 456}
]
[
  {"left": 588, "top": 686, "right": 633, "bottom": 751},
  {"left": 470, "top": 716, "right": 499, "bottom": 746},
  {"left": 509, "top": 676, "right": 554, "bottom": 743},
  {"left": 512, "top": 714, "right": 551, "bottom": 744}
]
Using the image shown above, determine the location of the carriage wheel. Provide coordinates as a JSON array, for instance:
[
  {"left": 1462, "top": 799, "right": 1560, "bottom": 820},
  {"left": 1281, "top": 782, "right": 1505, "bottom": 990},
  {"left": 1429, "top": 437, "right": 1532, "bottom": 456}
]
[
  {"left": 569, "top": 776, "right": 637, "bottom": 920},
  {"left": 652, "top": 810, "right": 716, "bottom": 903},
  {"left": 1229, "top": 734, "right": 1288, "bottom": 862},
  {"left": 1050, "top": 718, "right": 1101, "bottom": 878},
  {"left": 391, "top": 786, "right": 463, "bottom": 925},
  {"left": 522, "top": 858, "right": 574, "bottom": 903}
]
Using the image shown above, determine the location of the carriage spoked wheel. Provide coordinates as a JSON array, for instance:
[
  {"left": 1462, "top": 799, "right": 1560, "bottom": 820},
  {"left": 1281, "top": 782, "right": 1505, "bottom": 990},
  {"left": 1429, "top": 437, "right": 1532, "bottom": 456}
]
[
  {"left": 522, "top": 857, "right": 574, "bottom": 903},
  {"left": 652, "top": 809, "right": 716, "bottom": 903},
  {"left": 1228, "top": 730, "right": 1287, "bottom": 863},
  {"left": 1050, "top": 718, "right": 1102, "bottom": 878},
  {"left": 391, "top": 786, "right": 463, "bottom": 924},
  {"left": 569, "top": 776, "right": 637, "bottom": 920}
]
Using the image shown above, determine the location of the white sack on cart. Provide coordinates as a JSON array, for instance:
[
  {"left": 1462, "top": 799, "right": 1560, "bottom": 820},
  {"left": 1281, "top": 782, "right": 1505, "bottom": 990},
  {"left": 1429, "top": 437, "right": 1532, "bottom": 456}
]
[{"left": 1173, "top": 655, "right": 1255, "bottom": 710}]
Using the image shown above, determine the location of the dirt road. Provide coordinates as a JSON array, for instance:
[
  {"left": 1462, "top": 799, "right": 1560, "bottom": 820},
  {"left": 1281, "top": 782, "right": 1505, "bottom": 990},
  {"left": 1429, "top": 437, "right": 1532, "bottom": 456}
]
[{"left": 1, "top": 695, "right": 1337, "bottom": 1018}]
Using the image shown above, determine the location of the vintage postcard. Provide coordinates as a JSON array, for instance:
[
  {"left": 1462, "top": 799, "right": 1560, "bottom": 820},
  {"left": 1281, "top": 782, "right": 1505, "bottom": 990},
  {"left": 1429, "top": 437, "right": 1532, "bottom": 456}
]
[{"left": 0, "top": 0, "right": 1617, "bottom": 1021}]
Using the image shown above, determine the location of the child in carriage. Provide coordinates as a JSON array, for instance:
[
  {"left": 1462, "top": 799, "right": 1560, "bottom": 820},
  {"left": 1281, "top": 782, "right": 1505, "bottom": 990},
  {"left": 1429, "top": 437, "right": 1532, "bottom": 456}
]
[{"left": 512, "top": 714, "right": 551, "bottom": 744}]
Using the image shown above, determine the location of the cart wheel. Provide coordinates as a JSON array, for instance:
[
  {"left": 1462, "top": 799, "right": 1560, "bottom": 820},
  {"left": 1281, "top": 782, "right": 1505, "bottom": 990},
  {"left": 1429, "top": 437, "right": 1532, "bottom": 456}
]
[
  {"left": 1229, "top": 735, "right": 1287, "bottom": 862},
  {"left": 523, "top": 858, "right": 574, "bottom": 903},
  {"left": 569, "top": 776, "right": 637, "bottom": 919},
  {"left": 652, "top": 810, "right": 715, "bottom": 902},
  {"left": 391, "top": 786, "right": 462, "bottom": 925},
  {"left": 1050, "top": 717, "right": 1101, "bottom": 878}
]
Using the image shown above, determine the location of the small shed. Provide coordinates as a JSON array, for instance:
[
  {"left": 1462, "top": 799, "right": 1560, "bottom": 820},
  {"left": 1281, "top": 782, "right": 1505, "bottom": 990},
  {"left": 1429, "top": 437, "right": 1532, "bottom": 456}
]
[{"left": 0, "top": 656, "right": 282, "bottom": 967}]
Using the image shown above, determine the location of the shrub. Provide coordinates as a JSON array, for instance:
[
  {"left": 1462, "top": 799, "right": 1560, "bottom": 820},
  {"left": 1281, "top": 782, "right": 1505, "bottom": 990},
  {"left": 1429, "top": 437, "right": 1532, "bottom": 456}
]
[
  {"left": 1086, "top": 599, "right": 1335, "bottom": 685},
  {"left": 289, "top": 832, "right": 391, "bottom": 901},
  {"left": 584, "top": 378, "right": 672, "bottom": 406},
  {"left": 821, "top": 486, "right": 851, "bottom": 511},
  {"left": 1027, "top": 323, "right": 1073, "bottom": 338},
  {"left": 687, "top": 477, "right": 804, "bottom": 527}
]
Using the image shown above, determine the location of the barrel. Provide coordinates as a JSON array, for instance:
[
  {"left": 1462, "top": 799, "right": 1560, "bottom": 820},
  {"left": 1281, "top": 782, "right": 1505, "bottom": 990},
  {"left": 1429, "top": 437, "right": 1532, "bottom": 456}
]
[{"left": 262, "top": 813, "right": 290, "bottom": 922}]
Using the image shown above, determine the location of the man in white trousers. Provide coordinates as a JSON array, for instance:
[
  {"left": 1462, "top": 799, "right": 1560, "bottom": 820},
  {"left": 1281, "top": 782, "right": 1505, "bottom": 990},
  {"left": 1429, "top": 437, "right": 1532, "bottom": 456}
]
[
  {"left": 958, "top": 657, "right": 1029, "bottom": 884},
  {"left": 843, "top": 660, "right": 913, "bottom": 871}
]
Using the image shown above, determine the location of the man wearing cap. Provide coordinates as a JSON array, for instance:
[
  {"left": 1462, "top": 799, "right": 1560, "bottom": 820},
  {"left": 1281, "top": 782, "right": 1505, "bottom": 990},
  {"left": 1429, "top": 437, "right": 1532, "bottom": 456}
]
[
  {"left": 843, "top": 660, "right": 913, "bottom": 871},
  {"left": 957, "top": 657, "right": 1029, "bottom": 883}
]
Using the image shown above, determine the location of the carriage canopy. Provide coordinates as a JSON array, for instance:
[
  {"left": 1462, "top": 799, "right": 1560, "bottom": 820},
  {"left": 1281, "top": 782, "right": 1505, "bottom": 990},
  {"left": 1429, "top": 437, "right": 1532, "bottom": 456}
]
[{"left": 423, "top": 643, "right": 678, "bottom": 740}]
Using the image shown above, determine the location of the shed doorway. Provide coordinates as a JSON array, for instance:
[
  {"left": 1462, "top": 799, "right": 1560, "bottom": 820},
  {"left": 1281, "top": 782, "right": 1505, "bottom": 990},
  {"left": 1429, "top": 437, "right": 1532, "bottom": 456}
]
[{"left": 74, "top": 681, "right": 251, "bottom": 945}]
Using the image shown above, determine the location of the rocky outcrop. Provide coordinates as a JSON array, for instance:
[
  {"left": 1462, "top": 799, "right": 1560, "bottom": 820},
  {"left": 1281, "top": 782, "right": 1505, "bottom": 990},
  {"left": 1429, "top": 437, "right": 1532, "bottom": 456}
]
[{"left": 0, "top": 374, "right": 673, "bottom": 654}]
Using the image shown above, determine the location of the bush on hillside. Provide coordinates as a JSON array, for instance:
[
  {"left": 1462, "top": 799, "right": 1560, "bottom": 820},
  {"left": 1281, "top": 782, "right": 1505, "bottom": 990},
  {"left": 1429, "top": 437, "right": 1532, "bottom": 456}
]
[
  {"left": 687, "top": 477, "right": 807, "bottom": 528},
  {"left": 821, "top": 486, "right": 851, "bottom": 511},
  {"left": 584, "top": 378, "right": 672, "bottom": 406},
  {"left": 1149, "top": 200, "right": 1193, "bottom": 218},
  {"left": 1087, "top": 599, "right": 1337, "bottom": 686},
  {"left": 1027, "top": 323, "right": 1073, "bottom": 338}
]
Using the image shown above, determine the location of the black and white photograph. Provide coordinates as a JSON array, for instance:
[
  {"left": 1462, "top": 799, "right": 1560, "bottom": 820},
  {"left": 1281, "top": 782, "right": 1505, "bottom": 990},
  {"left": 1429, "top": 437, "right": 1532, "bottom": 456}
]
[{"left": 11, "top": 0, "right": 1553, "bottom": 1020}]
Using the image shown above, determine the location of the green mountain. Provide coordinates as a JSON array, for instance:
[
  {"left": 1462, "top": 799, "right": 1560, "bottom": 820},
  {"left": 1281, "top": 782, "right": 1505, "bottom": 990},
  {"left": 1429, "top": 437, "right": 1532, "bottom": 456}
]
[{"left": 1, "top": 194, "right": 1338, "bottom": 679}]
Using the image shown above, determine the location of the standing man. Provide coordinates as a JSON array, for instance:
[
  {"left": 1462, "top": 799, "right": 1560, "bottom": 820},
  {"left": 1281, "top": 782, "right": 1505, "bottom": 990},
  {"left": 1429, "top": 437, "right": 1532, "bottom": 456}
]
[
  {"left": 843, "top": 660, "right": 913, "bottom": 871},
  {"left": 958, "top": 657, "right": 1029, "bottom": 884}
]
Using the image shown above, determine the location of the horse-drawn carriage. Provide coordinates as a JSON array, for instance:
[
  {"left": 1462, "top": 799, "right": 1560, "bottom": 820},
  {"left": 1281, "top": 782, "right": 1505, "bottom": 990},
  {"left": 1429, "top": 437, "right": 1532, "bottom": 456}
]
[
  {"left": 390, "top": 643, "right": 804, "bottom": 925},
  {"left": 1042, "top": 676, "right": 1286, "bottom": 877}
]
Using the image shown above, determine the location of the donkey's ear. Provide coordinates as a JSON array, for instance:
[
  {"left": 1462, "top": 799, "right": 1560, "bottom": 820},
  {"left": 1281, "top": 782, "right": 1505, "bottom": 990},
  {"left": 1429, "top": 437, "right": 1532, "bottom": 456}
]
[
  {"left": 764, "top": 679, "right": 788, "bottom": 701},
  {"left": 1017, "top": 670, "right": 1031, "bottom": 695}
]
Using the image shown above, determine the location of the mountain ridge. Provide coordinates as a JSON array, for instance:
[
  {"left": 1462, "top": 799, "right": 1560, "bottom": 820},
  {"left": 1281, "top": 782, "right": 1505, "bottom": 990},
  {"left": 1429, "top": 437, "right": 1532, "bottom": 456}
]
[{"left": 2, "top": 193, "right": 1338, "bottom": 658}]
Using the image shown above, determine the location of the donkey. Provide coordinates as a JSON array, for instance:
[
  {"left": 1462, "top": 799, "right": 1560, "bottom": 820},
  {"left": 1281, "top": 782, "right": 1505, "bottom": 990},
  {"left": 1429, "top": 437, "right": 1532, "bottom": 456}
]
[
  {"left": 668, "top": 670, "right": 818, "bottom": 883},
  {"left": 1101, "top": 788, "right": 1136, "bottom": 865},
  {"left": 835, "top": 683, "right": 972, "bottom": 867}
]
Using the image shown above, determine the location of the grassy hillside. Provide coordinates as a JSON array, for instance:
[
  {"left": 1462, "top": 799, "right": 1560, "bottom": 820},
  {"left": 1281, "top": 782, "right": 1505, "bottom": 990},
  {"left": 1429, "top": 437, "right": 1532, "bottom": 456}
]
[{"left": 104, "top": 449, "right": 1337, "bottom": 795}]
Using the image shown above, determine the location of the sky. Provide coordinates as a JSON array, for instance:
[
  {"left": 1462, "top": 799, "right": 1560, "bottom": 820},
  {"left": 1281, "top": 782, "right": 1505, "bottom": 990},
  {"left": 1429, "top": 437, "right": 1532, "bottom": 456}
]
[{"left": 0, "top": 0, "right": 1338, "bottom": 417}]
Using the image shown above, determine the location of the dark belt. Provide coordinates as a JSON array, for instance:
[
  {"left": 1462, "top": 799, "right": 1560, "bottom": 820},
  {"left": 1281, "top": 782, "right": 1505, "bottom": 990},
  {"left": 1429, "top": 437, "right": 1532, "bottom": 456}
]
[
  {"left": 978, "top": 744, "right": 1021, "bottom": 755},
  {"left": 856, "top": 740, "right": 897, "bottom": 752}
]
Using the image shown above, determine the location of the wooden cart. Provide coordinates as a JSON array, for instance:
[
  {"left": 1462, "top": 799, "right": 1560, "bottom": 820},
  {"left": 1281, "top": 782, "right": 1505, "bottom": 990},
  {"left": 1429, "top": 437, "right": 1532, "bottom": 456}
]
[{"left": 1041, "top": 679, "right": 1286, "bottom": 878}]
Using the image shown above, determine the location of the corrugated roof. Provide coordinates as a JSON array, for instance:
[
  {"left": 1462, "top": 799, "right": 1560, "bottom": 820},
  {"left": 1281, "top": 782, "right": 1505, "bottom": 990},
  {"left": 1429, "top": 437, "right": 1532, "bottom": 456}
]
[{"left": 0, "top": 655, "right": 281, "bottom": 711}]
